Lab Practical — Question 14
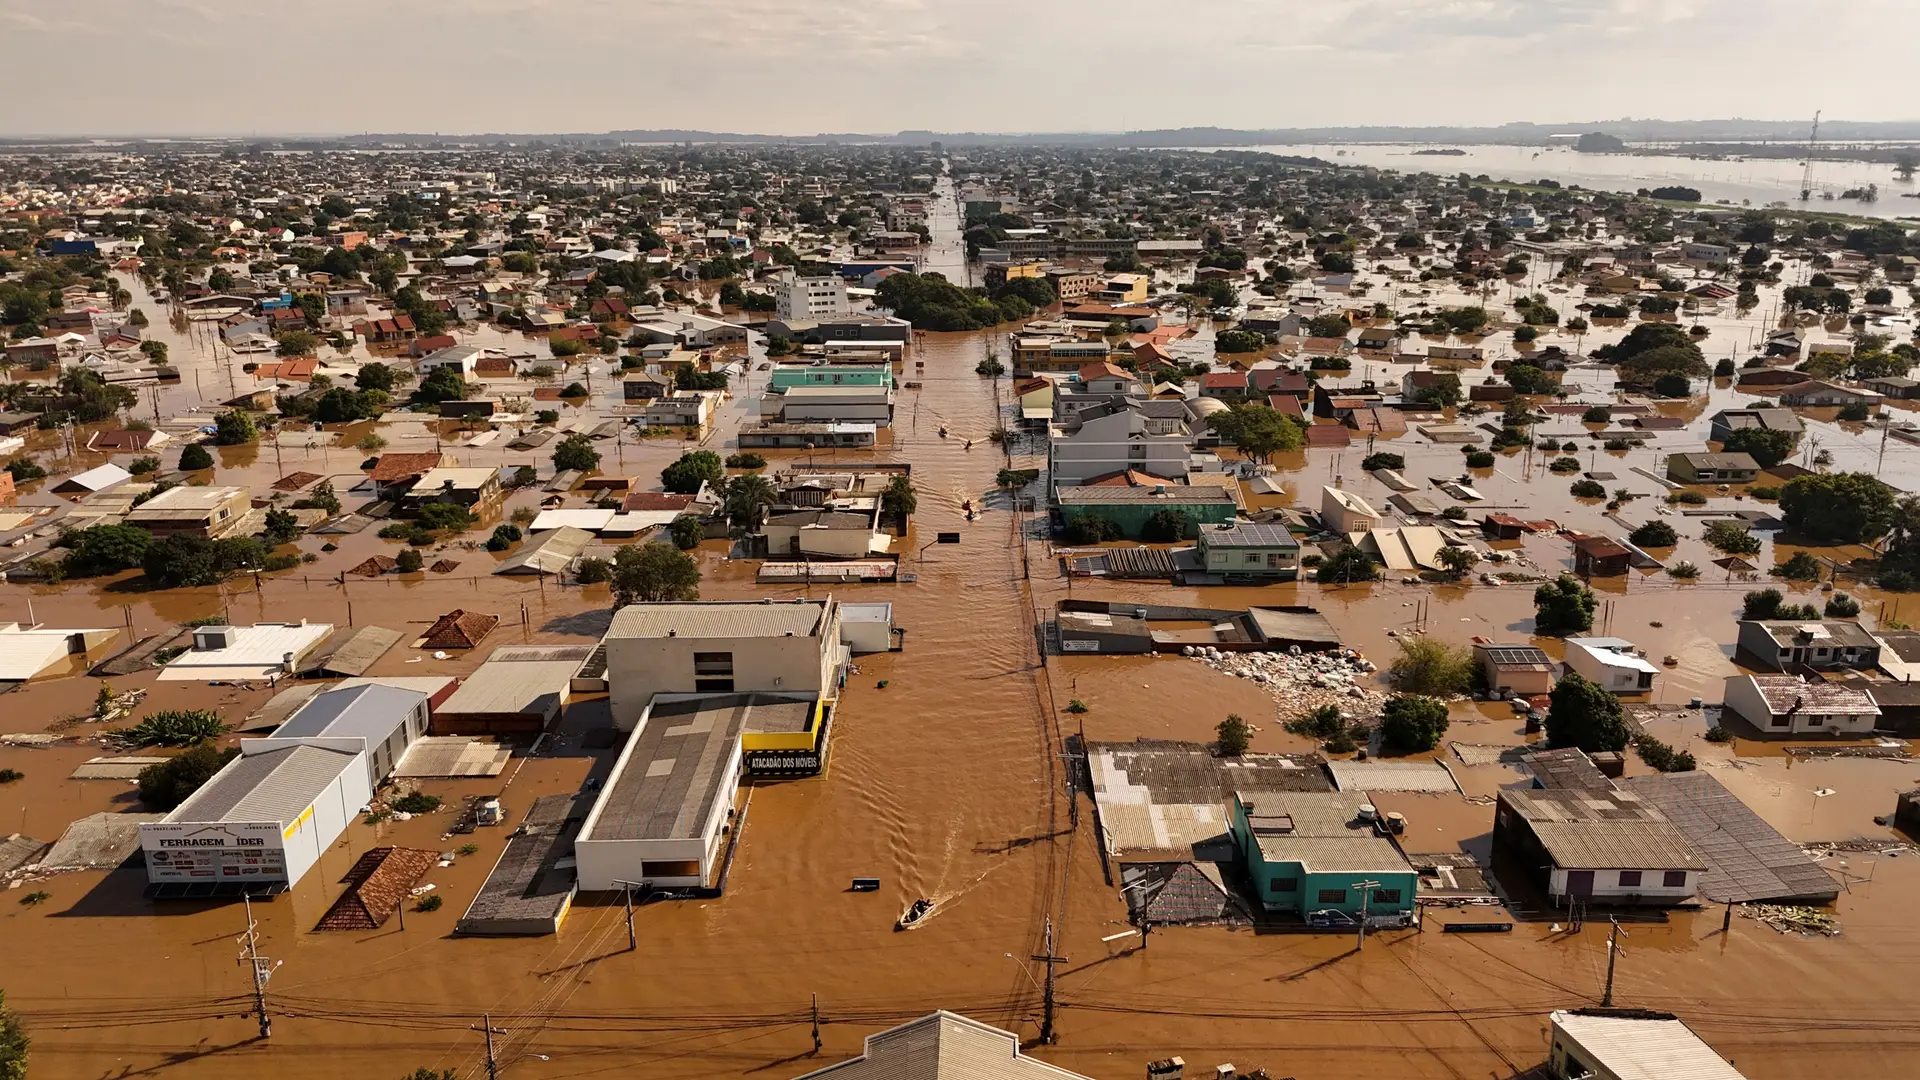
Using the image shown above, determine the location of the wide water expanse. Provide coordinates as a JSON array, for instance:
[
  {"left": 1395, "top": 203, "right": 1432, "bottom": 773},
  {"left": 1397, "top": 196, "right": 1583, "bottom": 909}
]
[{"left": 1207, "top": 143, "right": 1920, "bottom": 220}]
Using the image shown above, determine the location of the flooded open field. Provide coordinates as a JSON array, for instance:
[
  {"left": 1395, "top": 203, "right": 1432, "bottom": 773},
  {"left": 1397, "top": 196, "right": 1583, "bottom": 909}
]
[{"left": 6, "top": 183, "right": 1920, "bottom": 1080}]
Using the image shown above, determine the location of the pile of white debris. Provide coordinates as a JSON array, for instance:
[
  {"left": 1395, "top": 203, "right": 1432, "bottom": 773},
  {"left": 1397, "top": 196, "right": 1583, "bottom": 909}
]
[{"left": 1181, "top": 644, "right": 1385, "bottom": 714}]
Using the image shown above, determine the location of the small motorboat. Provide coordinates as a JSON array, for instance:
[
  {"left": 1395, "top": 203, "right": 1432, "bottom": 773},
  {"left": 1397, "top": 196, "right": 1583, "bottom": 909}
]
[
  {"left": 895, "top": 898, "right": 935, "bottom": 931},
  {"left": 938, "top": 425, "right": 949, "bottom": 438}
]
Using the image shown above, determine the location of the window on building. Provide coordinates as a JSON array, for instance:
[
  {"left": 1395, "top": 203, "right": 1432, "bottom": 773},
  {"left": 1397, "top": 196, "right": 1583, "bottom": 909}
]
[
  {"left": 1771, "top": 715, "right": 1790, "bottom": 727},
  {"left": 1618, "top": 870, "right": 1642, "bottom": 888},
  {"left": 1370, "top": 888, "right": 1401, "bottom": 904},
  {"left": 1316, "top": 888, "right": 1347, "bottom": 904},
  {"left": 693, "top": 652, "right": 734, "bottom": 676},
  {"left": 1270, "top": 877, "right": 1299, "bottom": 893},
  {"left": 694, "top": 678, "right": 734, "bottom": 693},
  {"left": 1245, "top": 554, "right": 1262, "bottom": 565},
  {"left": 1663, "top": 870, "right": 1688, "bottom": 888}
]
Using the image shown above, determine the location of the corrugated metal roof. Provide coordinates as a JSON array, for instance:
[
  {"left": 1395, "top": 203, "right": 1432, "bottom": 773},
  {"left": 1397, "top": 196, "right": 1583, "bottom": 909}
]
[
  {"left": 493, "top": 526, "right": 591, "bottom": 575},
  {"left": 169, "top": 744, "right": 360, "bottom": 825},
  {"left": 1617, "top": 772, "right": 1839, "bottom": 903},
  {"left": 1505, "top": 788, "right": 1704, "bottom": 870},
  {"left": 272, "top": 683, "right": 424, "bottom": 742},
  {"left": 607, "top": 600, "right": 827, "bottom": 640},
  {"left": 437, "top": 661, "right": 575, "bottom": 718},
  {"left": 1550, "top": 1011, "right": 1748, "bottom": 1080}
]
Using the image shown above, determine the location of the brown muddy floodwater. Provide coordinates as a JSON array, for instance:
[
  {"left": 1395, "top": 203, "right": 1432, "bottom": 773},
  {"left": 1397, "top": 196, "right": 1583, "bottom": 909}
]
[
  {"left": 3, "top": 325, "right": 1917, "bottom": 1080},
  {"left": 7, "top": 232, "right": 1920, "bottom": 1075}
]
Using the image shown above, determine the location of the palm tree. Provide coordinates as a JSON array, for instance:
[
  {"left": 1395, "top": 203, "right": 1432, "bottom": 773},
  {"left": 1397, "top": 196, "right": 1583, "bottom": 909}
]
[
  {"left": 1437, "top": 545, "right": 1478, "bottom": 581},
  {"left": 722, "top": 474, "right": 775, "bottom": 529},
  {"left": 881, "top": 476, "right": 918, "bottom": 519}
]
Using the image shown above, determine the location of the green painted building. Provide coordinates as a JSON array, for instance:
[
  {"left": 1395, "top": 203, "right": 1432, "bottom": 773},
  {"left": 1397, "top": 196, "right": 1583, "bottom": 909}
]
[
  {"left": 1055, "top": 485, "right": 1237, "bottom": 540},
  {"left": 770, "top": 363, "right": 893, "bottom": 392},
  {"left": 1229, "top": 790, "right": 1418, "bottom": 924}
]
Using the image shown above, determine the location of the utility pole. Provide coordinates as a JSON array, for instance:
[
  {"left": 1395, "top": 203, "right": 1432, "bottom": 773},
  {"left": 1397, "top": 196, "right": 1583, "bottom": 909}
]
[
  {"left": 810, "top": 992, "right": 822, "bottom": 1052},
  {"left": 1601, "top": 917, "right": 1626, "bottom": 1006},
  {"left": 613, "top": 879, "right": 640, "bottom": 950},
  {"left": 1030, "top": 915, "right": 1068, "bottom": 1044},
  {"left": 1353, "top": 880, "right": 1380, "bottom": 951},
  {"left": 484, "top": 1014, "right": 500, "bottom": 1080},
  {"left": 237, "top": 892, "right": 277, "bottom": 1039}
]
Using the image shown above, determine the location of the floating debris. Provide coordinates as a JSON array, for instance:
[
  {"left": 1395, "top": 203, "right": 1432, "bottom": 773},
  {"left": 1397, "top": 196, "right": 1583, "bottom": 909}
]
[
  {"left": 1183, "top": 645, "right": 1385, "bottom": 715},
  {"left": 1741, "top": 903, "right": 1840, "bottom": 937}
]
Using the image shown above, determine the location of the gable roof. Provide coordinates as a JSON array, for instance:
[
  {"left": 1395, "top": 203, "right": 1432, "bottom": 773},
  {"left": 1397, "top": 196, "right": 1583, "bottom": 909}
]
[
  {"left": 367, "top": 452, "right": 444, "bottom": 483},
  {"left": 315, "top": 846, "right": 439, "bottom": 931},
  {"left": 420, "top": 610, "right": 500, "bottom": 650}
]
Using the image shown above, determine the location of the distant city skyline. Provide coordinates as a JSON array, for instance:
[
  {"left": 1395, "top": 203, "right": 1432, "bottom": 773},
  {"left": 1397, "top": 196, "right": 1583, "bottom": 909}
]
[{"left": 0, "top": 0, "right": 1914, "bottom": 136}]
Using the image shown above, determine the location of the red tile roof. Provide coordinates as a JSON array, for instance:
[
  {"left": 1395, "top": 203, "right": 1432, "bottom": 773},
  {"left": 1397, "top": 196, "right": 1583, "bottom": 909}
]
[
  {"left": 420, "top": 609, "right": 499, "bottom": 650},
  {"left": 367, "top": 452, "right": 443, "bottom": 483},
  {"left": 621, "top": 491, "right": 695, "bottom": 512},
  {"left": 1304, "top": 425, "right": 1352, "bottom": 447}
]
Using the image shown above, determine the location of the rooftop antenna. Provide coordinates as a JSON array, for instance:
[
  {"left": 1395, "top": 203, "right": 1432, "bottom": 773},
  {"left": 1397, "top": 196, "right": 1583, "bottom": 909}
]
[{"left": 1800, "top": 111, "right": 1821, "bottom": 202}]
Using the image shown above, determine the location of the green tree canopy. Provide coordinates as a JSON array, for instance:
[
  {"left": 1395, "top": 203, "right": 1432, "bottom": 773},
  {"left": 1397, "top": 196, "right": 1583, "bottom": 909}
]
[
  {"left": 137, "top": 744, "right": 240, "bottom": 810},
  {"left": 178, "top": 442, "right": 214, "bottom": 471},
  {"left": 1388, "top": 635, "right": 1475, "bottom": 695},
  {"left": 1206, "top": 402, "right": 1305, "bottom": 463},
  {"left": 1779, "top": 472, "right": 1895, "bottom": 543},
  {"left": 1545, "top": 673, "right": 1630, "bottom": 752},
  {"left": 1380, "top": 695, "right": 1450, "bottom": 752},
  {"left": 0, "top": 987, "right": 25, "bottom": 1080},
  {"left": 610, "top": 542, "right": 701, "bottom": 607},
  {"left": 61, "top": 524, "right": 152, "bottom": 577},
  {"left": 1533, "top": 574, "right": 1596, "bottom": 635},
  {"left": 552, "top": 433, "right": 601, "bottom": 473},
  {"left": 213, "top": 410, "right": 257, "bottom": 445},
  {"left": 1719, "top": 427, "right": 1798, "bottom": 468},
  {"left": 1317, "top": 544, "right": 1378, "bottom": 583},
  {"left": 881, "top": 476, "right": 918, "bottom": 518},
  {"left": 410, "top": 366, "right": 469, "bottom": 406},
  {"left": 661, "top": 450, "right": 724, "bottom": 494},
  {"left": 355, "top": 361, "right": 398, "bottom": 392}
]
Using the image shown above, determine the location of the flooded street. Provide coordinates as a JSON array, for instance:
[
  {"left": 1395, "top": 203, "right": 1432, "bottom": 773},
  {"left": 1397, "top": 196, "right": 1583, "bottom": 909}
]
[{"left": 5, "top": 174, "right": 1920, "bottom": 1080}]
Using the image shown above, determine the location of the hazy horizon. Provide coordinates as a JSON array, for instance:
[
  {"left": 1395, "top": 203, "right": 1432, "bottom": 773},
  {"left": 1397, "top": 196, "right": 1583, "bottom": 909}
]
[{"left": 1, "top": 0, "right": 1914, "bottom": 137}]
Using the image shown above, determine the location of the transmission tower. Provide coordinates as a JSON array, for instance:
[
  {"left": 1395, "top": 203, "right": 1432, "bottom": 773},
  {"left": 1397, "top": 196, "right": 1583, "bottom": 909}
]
[{"left": 1800, "top": 111, "right": 1821, "bottom": 201}]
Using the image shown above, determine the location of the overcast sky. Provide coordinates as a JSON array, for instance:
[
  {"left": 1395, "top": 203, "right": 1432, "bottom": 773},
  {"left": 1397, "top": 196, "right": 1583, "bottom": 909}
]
[{"left": 1, "top": 0, "right": 1914, "bottom": 136}]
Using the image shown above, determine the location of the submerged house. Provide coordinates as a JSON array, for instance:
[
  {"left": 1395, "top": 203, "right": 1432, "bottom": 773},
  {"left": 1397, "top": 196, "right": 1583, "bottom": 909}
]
[{"left": 1227, "top": 790, "right": 1417, "bottom": 925}]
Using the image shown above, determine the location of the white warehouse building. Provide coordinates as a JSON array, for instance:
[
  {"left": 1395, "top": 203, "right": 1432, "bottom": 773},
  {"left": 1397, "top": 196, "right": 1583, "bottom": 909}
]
[
  {"left": 138, "top": 683, "right": 429, "bottom": 894},
  {"left": 140, "top": 742, "right": 370, "bottom": 894}
]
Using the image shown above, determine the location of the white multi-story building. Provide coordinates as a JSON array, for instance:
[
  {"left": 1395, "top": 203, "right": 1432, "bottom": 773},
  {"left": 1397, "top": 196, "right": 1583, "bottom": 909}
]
[{"left": 775, "top": 276, "right": 850, "bottom": 322}]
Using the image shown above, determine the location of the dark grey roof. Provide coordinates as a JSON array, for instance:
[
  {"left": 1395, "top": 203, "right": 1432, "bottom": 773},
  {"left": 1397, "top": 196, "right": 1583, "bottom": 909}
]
[
  {"left": 1501, "top": 787, "right": 1704, "bottom": 871},
  {"left": 1197, "top": 522, "right": 1299, "bottom": 548},
  {"left": 1526, "top": 747, "right": 1616, "bottom": 792},
  {"left": 272, "top": 683, "right": 425, "bottom": 742},
  {"left": 1742, "top": 619, "right": 1879, "bottom": 650},
  {"left": 1480, "top": 644, "right": 1553, "bottom": 668},
  {"left": 1876, "top": 629, "right": 1920, "bottom": 664},
  {"left": 456, "top": 793, "right": 585, "bottom": 934},
  {"left": 1618, "top": 771, "right": 1839, "bottom": 903},
  {"left": 586, "top": 696, "right": 759, "bottom": 842}
]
